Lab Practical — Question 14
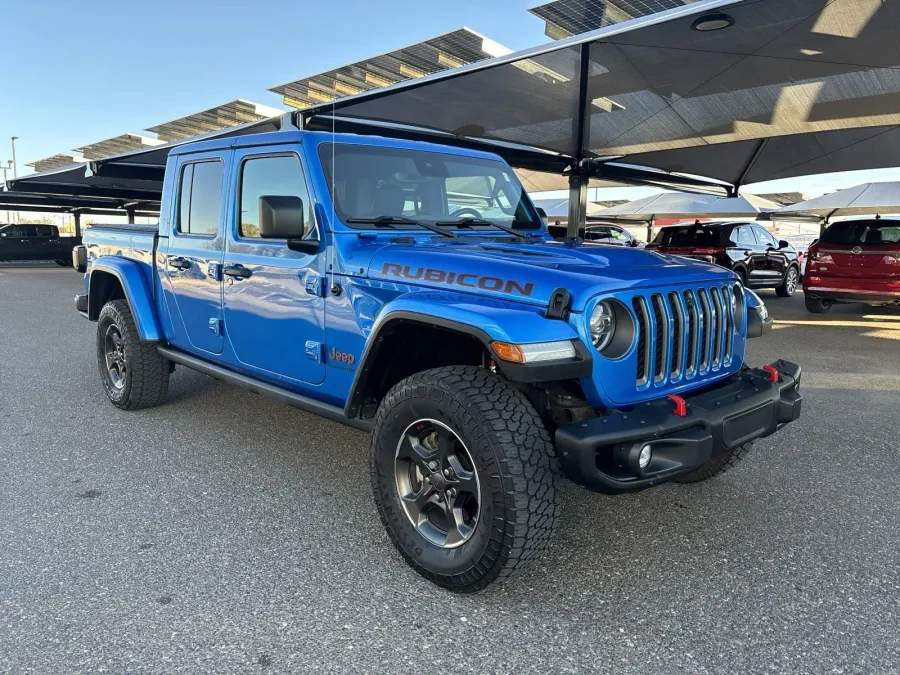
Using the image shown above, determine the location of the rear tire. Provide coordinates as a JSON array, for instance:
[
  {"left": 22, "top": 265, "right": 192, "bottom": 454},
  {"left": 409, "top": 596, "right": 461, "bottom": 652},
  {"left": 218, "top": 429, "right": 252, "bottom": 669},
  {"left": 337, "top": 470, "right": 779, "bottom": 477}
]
[
  {"left": 96, "top": 300, "right": 170, "bottom": 410},
  {"left": 804, "top": 295, "right": 832, "bottom": 314},
  {"left": 673, "top": 442, "right": 754, "bottom": 484},
  {"left": 776, "top": 266, "right": 799, "bottom": 297},
  {"left": 370, "top": 365, "right": 559, "bottom": 592},
  {"left": 733, "top": 267, "right": 747, "bottom": 286}
]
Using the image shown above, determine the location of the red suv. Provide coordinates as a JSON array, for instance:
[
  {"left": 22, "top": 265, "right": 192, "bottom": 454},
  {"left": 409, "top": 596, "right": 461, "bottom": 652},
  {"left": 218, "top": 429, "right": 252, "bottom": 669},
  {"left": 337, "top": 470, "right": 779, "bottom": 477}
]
[{"left": 804, "top": 218, "right": 900, "bottom": 313}]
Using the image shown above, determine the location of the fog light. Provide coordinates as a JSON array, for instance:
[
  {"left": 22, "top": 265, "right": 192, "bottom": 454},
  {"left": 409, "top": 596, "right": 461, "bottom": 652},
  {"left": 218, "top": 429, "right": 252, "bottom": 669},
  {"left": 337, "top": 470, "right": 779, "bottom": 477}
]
[{"left": 638, "top": 444, "right": 652, "bottom": 469}]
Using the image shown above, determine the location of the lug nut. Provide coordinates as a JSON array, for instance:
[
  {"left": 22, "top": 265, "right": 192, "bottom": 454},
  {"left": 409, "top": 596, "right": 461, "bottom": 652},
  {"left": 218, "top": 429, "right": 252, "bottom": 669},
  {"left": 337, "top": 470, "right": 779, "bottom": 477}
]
[
  {"left": 444, "top": 468, "right": 452, "bottom": 477},
  {"left": 424, "top": 477, "right": 431, "bottom": 484},
  {"left": 428, "top": 462, "right": 438, "bottom": 471},
  {"left": 448, "top": 488, "right": 457, "bottom": 498}
]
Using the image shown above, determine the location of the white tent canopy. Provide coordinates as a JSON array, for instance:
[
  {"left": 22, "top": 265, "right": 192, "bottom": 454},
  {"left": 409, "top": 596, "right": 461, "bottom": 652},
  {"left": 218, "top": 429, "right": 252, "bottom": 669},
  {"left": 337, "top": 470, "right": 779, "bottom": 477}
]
[
  {"left": 593, "top": 192, "right": 780, "bottom": 222},
  {"left": 773, "top": 181, "right": 900, "bottom": 220}
]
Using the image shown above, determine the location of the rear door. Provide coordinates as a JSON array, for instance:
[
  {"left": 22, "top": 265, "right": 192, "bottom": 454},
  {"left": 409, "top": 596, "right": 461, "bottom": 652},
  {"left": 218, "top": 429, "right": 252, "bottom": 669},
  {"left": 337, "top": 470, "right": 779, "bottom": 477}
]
[
  {"left": 222, "top": 149, "right": 326, "bottom": 385},
  {"left": 733, "top": 225, "right": 765, "bottom": 283},
  {"left": 163, "top": 152, "right": 228, "bottom": 355}
]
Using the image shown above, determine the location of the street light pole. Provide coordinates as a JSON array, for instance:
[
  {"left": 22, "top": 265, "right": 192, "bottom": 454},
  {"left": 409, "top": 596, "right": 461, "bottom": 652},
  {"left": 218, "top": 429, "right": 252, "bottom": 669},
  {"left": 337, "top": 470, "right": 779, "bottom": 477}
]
[{"left": 10, "top": 136, "right": 19, "bottom": 178}]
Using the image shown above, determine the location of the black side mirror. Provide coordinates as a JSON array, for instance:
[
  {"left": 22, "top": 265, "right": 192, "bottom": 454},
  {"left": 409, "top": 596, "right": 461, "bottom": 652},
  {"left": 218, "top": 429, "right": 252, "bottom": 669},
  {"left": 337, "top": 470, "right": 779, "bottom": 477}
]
[
  {"left": 778, "top": 239, "right": 790, "bottom": 249},
  {"left": 259, "top": 195, "right": 306, "bottom": 239},
  {"left": 536, "top": 207, "right": 548, "bottom": 219}
]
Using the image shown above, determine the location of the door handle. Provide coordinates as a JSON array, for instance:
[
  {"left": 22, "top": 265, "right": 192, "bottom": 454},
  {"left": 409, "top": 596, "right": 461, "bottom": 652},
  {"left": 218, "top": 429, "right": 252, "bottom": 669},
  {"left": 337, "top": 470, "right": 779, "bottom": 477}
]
[
  {"left": 169, "top": 256, "right": 191, "bottom": 270},
  {"left": 223, "top": 264, "right": 252, "bottom": 279}
]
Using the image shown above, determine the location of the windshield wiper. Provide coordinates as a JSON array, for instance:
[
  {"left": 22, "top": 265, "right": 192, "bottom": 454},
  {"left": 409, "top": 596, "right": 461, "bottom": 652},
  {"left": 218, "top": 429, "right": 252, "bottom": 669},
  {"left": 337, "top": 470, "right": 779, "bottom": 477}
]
[
  {"left": 436, "top": 217, "right": 528, "bottom": 239},
  {"left": 345, "top": 215, "right": 456, "bottom": 238}
]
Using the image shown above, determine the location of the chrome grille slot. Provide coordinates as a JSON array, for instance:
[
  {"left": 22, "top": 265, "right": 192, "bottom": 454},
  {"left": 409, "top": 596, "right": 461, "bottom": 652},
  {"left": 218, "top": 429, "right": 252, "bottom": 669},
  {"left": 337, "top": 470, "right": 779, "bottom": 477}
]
[
  {"left": 683, "top": 290, "right": 698, "bottom": 377},
  {"left": 722, "top": 286, "right": 734, "bottom": 362},
  {"left": 668, "top": 292, "right": 684, "bottom": 379},
  {"left": 651, "top": 294, "right": 668, "bottom": 383},
  {"left": 697, "top": 289, "right": 712, "bottom": 373},
  {"left": 710, "top": 286, "right": 725, "bottom": 368},
  {"left": 633, "top": 296, "right": 651, "bottom": 387}
]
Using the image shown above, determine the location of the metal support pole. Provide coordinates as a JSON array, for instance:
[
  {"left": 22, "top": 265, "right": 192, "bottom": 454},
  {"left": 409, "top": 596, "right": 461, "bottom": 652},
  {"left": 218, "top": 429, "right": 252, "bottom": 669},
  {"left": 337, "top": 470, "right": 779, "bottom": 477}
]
[
  {"left": 566, "top": 42, "right": 592, "bottom": 240},
  {"left": 647, "top": 220, "right": 653, "bottom": 242},
  {"left": 10, "top": 137, "right": 18, "bottom": 178},
  {"left": 73, "top": 211, "right": 81, "bottom": 238},
  {"left": 567, "top": 172, "right": 589, "bottom": 239},
  {"left": 126, "top": 207, "right": 135, "bottom": 224}
]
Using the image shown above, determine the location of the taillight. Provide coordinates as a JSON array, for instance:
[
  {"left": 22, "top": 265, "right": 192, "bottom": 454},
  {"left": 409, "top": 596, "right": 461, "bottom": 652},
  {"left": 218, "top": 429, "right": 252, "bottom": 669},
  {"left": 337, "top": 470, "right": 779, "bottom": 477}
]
[
  {"left": 645, "top": 243, "right": 659, "bottom": 250},
  {"left": 692, "top": 247, "right": 725, "bottom": 255},
  {"left": 810, "top": 251, "right": 833, "bottom": 264}
]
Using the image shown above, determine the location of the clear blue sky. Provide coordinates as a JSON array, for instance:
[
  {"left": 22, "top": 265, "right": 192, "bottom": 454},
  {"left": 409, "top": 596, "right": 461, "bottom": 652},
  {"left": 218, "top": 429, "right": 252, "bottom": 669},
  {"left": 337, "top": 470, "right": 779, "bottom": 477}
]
[
  {"left": 1, "top": 0, "right": 893, "bottom": 197},
  {"left": 1, "top": 0, "right": 545, "bottom": 172}
]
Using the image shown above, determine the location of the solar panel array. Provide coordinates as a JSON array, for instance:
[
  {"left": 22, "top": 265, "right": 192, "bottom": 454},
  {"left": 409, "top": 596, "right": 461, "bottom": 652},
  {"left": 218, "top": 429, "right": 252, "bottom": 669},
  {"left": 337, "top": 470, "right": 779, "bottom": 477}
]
[
  {"left": 269, "top": 28, "right": 510, "bottom": 109},
  {"left": 147, "top": 100, "right": 283, "bottom": 142},
  {"left": 73, "top": 134, "right": 164, "bottom": 161},
  {"left": 25, "top": 154, "right": 85, "bottom": 173},
  {"left": 530, "top": 0, "right": 699, "bottom": 38}
]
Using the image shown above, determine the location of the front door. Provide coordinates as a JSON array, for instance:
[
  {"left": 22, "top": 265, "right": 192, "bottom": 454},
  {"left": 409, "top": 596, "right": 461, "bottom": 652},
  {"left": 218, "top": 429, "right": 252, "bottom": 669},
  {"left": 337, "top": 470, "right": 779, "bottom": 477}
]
[
  {"left": 754, "top": 226, "right": 788, "bottom": 281},
  {"left": 162, "top": 153, "right": 228, "bottom": 355},
  {"left": 222, "top": 150, "right": 326, "bottom": 385}
]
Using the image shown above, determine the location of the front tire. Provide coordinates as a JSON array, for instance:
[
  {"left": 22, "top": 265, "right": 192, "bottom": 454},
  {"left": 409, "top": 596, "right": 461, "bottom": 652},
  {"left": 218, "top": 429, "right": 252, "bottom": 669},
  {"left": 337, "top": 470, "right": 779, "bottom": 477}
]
[
  {"left": 96, "top": 300, "right": 170, "bottom": 410},
  {"left": 804, "top": 295, "right": 832, "bottom": 314},
  {"left": 776, "top": 266, "right": 799, "bottom": 297},
  {"left": 673, "top": 442, "right": 754, "bottom": 484},
  {"left": 370, "top": 365, "right": 559, "bottom": 592}
]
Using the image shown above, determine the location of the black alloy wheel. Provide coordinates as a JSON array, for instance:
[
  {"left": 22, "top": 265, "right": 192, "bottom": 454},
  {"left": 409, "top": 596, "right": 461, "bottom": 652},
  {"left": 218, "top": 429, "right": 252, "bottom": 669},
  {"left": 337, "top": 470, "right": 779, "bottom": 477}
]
[
  {"left": 394, "top": 418, "right": 481, "bottom": 549},
  {"left": 103, "top": 323, "right": 128, "bottom": 391},
  {"left": 777, "top": 266, "right": 799, "bottom": 297}
]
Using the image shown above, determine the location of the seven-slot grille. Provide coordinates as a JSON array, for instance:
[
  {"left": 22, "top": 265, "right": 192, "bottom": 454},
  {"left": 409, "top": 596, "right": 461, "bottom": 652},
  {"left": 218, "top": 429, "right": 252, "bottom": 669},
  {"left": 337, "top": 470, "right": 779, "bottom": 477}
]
[{"left": 632, "top": 285, "right": 737, "bottom": 388}]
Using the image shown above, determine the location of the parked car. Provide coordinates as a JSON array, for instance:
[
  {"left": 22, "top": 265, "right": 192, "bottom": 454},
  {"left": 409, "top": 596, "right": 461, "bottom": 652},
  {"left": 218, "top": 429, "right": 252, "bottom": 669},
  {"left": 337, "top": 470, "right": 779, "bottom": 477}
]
[
  {"left": 0, "top": 223, "right": 82, "bottom": 265},
  {"left": 646, "top": 221, "right": 801, "bottom": 297},
  {"left": 547, "top": 221, "right": 644, "bottom": 247},
  {"left": 73, "top": 130, "right": 801, "bottom": 592},
  {"left": 804, "top": 218, "right": 900, "bottom": 313}
]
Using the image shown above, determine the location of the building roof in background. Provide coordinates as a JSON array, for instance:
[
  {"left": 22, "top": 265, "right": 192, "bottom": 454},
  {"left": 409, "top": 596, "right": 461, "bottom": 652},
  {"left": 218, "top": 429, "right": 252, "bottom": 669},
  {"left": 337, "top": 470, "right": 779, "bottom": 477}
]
[
  {"left": 146, "top": 99, "right": 283, "bottom": 142},
  {"left": 25, "top": 153, "right": 86, "bottom": 173},
  {"left": 269, "top": 27, "right": 510, "bottom": 110},
  {"left": 73, "top": 134, "right": 164, "bottom": 161},
  {"left": 530, "top": 0, "right": 699, "bottom": 39}
]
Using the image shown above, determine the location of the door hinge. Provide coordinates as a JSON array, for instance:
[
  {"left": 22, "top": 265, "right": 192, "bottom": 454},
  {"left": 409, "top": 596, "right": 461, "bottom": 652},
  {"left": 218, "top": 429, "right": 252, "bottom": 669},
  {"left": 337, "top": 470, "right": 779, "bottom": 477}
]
[
  {"left": 208, "top": 318, "right": 223, "bottom": 336},
  {"left": 305, "top": 341, "right": 323, "bottom": 363},
  {"left": 304, "top": 273, "right": 325, "bottom": 297}
]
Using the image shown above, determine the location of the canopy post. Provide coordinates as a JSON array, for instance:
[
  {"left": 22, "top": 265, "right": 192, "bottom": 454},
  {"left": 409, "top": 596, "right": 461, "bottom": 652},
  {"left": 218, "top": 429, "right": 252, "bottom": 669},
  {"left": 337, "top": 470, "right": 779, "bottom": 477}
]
[
  {"left": 566, "top": 42, "right": 592, "bottom": 240},
  {"left": 73, "top": 211, "right": 81, "bottom": 238},
  {"left": 567, "top": 172, "right": 589, "bottom": 238},
  {"left": 126, "top": 207, "right": 135, "bottom": 224},
  {"left": 646, "top": 220, "right": 653, "bottom": 242}
]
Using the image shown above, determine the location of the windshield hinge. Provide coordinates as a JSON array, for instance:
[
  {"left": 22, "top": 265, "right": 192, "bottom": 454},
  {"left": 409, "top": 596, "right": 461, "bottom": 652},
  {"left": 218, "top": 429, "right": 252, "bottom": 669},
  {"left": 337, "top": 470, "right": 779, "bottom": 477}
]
[{"left": 546, "top": 288, "right": 572, "bottom": 321}]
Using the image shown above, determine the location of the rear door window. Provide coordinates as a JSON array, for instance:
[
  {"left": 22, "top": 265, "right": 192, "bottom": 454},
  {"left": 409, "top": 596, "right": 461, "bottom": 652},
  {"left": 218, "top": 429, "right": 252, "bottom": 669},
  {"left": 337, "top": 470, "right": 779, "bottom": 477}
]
[
  {"left": 655, "top": 225, "right": 722, "bottom": 247},
  {"left": 755, "top": 227, "right": 779, "bottom": 249},
  {"left": 177, "top": 160, "right": 224, "bottom": 236},
  {"left": 734, "top": 226, "right": 757, "bottom": 246}
]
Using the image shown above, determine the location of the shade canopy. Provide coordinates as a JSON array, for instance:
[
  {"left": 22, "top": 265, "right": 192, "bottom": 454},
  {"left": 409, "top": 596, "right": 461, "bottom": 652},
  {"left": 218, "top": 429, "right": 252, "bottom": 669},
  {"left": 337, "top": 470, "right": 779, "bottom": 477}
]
[
  {"left": 532, "top": 198, "right": 611, "bottom": 218},
  {"left": 774, "top": 182, "right": 900, "bottom": 219},
  {"left": 594, "top": 192, "right": 780, "bottom": 221},
  {"left": 300, "top": 0, "right": 900, "bottom": 191}
]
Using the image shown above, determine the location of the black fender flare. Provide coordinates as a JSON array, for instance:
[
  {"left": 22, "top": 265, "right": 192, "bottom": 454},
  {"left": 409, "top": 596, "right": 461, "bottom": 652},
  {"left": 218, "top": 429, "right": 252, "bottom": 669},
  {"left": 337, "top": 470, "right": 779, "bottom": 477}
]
[{"left": 344, "top": 311, "right": 593, "bottom": 419}]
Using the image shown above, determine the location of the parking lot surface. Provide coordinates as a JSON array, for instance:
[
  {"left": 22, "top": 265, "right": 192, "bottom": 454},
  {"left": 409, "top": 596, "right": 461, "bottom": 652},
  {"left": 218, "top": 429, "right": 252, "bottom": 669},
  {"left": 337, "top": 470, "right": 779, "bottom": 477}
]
[{"left": 1, "top": 264, "right": 899, "bottom": 674}]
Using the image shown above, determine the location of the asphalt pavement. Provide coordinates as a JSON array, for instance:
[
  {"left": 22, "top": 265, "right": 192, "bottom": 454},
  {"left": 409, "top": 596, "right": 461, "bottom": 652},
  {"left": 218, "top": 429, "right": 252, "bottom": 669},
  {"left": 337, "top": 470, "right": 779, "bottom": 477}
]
[{"left": 1, "top": 263, "right": 899, "bottom": 674}]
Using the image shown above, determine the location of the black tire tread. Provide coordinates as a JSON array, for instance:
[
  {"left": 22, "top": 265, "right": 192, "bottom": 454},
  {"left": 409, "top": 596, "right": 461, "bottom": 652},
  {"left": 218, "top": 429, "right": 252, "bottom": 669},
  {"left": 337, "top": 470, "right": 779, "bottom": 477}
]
[
  {"left": 370, "top": 365, "right": 559, "bottom": 592},
  {"left": 776, "top": 265, "right": 800, "bottom": 297},
  {"left": 97, "top": 300, "right": 170, "bottom": 410},
  {"left": 804, "top": 294, "right": 831, "bottom": 314},
  {"left": 673, "top": 442, "right": 753, "bottom": 484}
]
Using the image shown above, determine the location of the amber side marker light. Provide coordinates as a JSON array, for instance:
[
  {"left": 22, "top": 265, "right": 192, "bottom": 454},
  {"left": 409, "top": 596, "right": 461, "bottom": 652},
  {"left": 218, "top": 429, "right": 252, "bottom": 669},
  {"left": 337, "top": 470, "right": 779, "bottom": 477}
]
[{"left": 491, "top": 340, "right": 577, "bottom": 364}]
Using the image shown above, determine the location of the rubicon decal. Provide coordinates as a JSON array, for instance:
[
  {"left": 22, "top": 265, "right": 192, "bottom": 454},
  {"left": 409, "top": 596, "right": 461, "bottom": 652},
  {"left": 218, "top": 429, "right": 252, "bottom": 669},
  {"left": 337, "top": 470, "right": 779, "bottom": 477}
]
[{"left": 381, "top": 263, "right": 535, "bottom": 297}]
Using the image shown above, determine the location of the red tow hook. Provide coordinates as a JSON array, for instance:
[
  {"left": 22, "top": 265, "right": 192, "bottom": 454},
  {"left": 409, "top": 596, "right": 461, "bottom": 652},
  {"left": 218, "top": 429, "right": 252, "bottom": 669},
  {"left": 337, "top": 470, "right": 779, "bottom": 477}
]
[
  {"left": 762, "top": 364, "right": 780, "bottom": 382},
  {"left": 667, "top": 394, "right": 688, "bottom": 417}
]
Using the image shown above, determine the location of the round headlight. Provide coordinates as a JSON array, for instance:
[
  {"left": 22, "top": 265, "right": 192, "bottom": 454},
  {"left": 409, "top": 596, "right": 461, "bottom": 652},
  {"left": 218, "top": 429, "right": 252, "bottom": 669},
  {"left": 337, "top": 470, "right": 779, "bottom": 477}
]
[{"left": 590, "top": 301, "right": 616, "bottom": 352}]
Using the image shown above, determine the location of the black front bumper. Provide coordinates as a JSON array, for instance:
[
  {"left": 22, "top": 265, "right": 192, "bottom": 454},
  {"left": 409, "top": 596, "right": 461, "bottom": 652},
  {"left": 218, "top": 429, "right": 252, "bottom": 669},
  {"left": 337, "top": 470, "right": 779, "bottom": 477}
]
[{"left": 556, "top": 361, "right": 802, "bottom": 494}]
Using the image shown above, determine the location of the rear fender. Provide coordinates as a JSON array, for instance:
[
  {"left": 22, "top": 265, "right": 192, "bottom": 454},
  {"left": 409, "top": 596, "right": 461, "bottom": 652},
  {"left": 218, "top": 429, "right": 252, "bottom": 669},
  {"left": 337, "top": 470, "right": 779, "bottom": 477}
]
[
  {"left": 345, "top": 291, "right": 592, "bottom": 418},
  {"left": 88, "top": 257, "right": 162, "bottom": 342}
]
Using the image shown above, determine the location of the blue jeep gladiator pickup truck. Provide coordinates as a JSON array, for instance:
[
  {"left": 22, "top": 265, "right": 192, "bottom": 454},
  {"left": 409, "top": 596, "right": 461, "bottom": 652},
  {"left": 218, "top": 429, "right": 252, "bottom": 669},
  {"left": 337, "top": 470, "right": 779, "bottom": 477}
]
[{"left": 73, "top": 130, "right": 801, "bottom": 592}]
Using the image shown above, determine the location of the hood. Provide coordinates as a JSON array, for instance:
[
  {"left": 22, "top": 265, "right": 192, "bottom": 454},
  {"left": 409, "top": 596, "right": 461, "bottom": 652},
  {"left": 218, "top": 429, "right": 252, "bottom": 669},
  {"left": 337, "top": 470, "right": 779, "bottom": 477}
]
[{"left": 363, "top": 237, "right": 733, "bottom": 311}]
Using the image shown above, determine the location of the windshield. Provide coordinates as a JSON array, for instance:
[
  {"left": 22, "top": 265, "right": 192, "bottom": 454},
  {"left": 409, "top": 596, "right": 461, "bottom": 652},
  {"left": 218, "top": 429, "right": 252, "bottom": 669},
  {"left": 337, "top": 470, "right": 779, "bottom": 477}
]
[
  {"left": 654, "top": 225, "right": 724, "bottom": 247},
  {"left": 820, "top": 219, "right": 900, "bottom": 245},
  {"left": 318, "top": 143, "right": 541, "bottom": 230}
]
